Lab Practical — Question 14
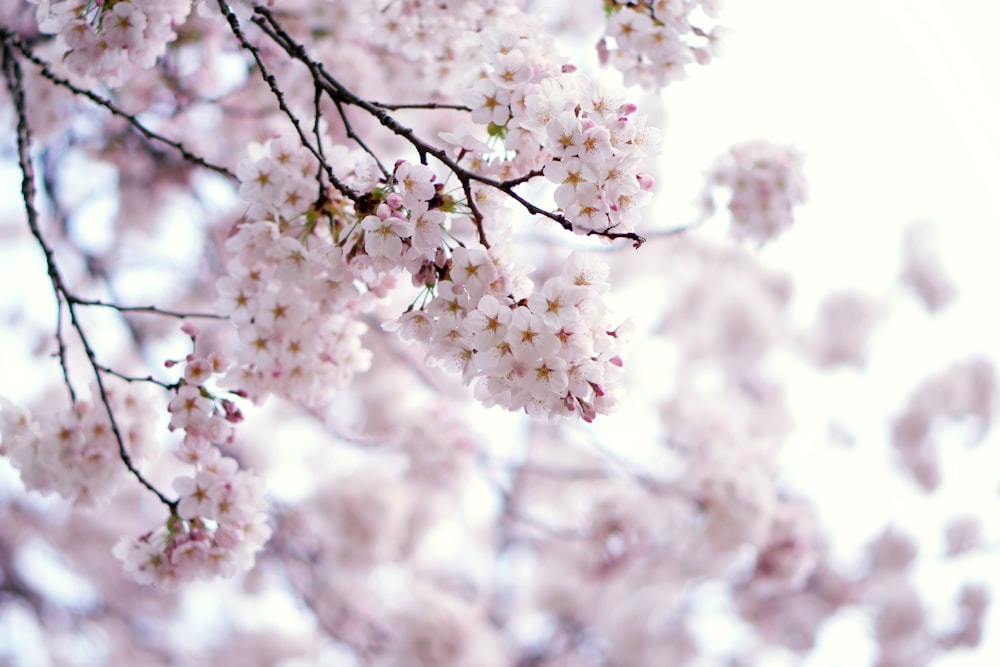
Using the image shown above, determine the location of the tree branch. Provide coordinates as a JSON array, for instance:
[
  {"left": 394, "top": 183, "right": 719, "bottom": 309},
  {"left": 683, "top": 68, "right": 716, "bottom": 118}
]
[
  {"left": 70, "top": 297, "right": 227, "bottom": 320},
  {"left": 250, "top": 6, "right": 646, "bottom": 248},
  {"left": 371, "top": 101, "right": 472, "bottom": 112},
  {"left": 2, "top": 36, "right": 177, "bottom": 515},
  {"left": 216, "top": 0, "right": 358, "bottom": 202}
]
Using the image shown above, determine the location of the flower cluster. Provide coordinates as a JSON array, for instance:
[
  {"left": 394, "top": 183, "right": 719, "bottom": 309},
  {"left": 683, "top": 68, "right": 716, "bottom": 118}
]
[
  {"left": 0, "top": 386, "right": 157, "bottom": 505},
  {"left": 805, "top": 290, "right": 881, "bottom": 369},
  {"left": 112, "top": 453, "right": 270, "bottom": 587},
  {"left": 702, "top": 140, "right": 808, "bottom": 245},
  {"left": 114, "top": 343, "right": 269, "bottom": 587},
  {"left": 400, "top": 252, "right": 629, "bottom": 421},
  {"left": 364, "top": 0, "right": 665, "bottom": 239},
  {"left": 29, "top": 0, "right": 192, "bottom": 85},
  {"left": 382, "top": 161, "right": 630, "bottom": 422},
  {"left": 228, "top": 132, "right": 631, "bottom": 421},
  {"left": 362, "top": 0, "right": 489, "bottom": 97},
  {"left": 220, "top": 137, "right": 382, "bottom": 406},
  {"left": 599, "top": 0, "right": 725, "bottom": 89},
  {"left": 377, "top": 584, "right": 507, "bottom": 667},
  {"left": 891, "top": 357, "right": 997, "bottom": 491},
  {"left": 664, "top": 394, "right": 780, "bottom": 573},
  {"left": 217, "top": 219, "right": 375, "bottom": 406},
  {"left": 460, "top": 19, "right": 659, "bottom": 235}
]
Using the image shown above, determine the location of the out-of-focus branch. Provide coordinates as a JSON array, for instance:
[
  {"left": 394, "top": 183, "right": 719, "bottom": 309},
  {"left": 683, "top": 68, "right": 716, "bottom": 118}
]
[
  {"left": 269, "top": 519, "right": 389, "bottom": 660},
  {"left": 0, "top": 27, "right": 237, "bottom": 181},
  {"left": 0, "top": 533, "right": 46, "bottom": 615}
]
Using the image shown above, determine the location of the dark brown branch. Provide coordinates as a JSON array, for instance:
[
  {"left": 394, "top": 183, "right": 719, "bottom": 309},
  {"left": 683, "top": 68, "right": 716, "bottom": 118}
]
[
  {"left": 216, "top": 0, "right": 358, "bottom": 202},
  {"left": 70, "top": 297, "right": 228, "bottom": 320},
  {"left": 0, "top": 534, "right": 46, "bottom": 614},
  {"left": 53, "top": 290, "right": 77, "bottom": 403},
  {"left": 251, "top": 6, "right": 646, "bottom": 248},
  {"left": 331, "top": 95, "right": 391, "bottom": 180},
  {"left": 499, "top": 168, "right": 544, "bottom": 188},
  {"left": 310, "top": 80, "right": 329, "bottom": 198},
  {"left": 2, "top": 37, "right": 177, "bottom": 515},
  {"left": 371, "top": 101, "right": 472, "bottom": 112},
  {"left": 96, "top": 364, "right": 178, "bottom": 391}
]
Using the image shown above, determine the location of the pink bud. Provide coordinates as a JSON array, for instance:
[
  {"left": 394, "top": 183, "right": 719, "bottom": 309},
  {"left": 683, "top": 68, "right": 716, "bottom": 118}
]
[
  {"left": 180, "top": 322, "right": 200, "bottom": 339},
  {"left": 595, "top": 38, "right": 609, "bottom": 66},
  {"left": 636, "top": 173, "right": 654, "bottom": 191},
  {"left": 222, "top": 399, "right": 244, "bottom": 424}
]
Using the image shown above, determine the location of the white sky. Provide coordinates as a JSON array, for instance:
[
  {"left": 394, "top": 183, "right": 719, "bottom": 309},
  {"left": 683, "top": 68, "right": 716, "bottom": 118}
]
[
  {"left": 658, "top": 2, "right": 1000, "bottom": 664},
  {"left": 543, "top": 2, "right": 1000, "bottom": 660}
]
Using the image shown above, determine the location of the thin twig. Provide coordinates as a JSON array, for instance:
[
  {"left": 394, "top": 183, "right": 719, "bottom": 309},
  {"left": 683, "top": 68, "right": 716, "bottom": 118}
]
[
  {"left": 53, "top": 290, "right": 77, "bottom": 403},
  {"left": 311, "top": 80, "right": 328, "bottom": 199},
  {"left": 642, "top": 219, "right": 704, "bottom": 239},
  {"left": 70, "top": 297, "right": 227, "bottom": 320},
  {"left": 331, "top": 96, "right": 391, "bottom": 180},
  {"left": 96, "top": 364, "right": 178, "bottom": 391}
]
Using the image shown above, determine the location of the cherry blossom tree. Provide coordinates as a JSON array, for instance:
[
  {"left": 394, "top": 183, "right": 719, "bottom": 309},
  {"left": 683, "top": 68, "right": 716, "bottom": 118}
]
[{"left": 0, "top": 1, "right": 996, "bottom": 666}]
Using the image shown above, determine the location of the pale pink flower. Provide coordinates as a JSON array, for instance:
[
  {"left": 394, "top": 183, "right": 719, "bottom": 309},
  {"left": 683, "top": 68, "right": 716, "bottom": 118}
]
[
  {"left": 102, "top": 2, "right": 146, "bottom": 49},
  {"left": 466, "top": 79, "right": 512, "bottom": 126}
]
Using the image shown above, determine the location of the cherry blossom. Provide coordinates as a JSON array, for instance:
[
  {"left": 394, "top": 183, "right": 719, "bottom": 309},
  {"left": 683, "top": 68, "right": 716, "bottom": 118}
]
[{"left": 0, "top": 2, "right": 994, "bottom": 666}]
